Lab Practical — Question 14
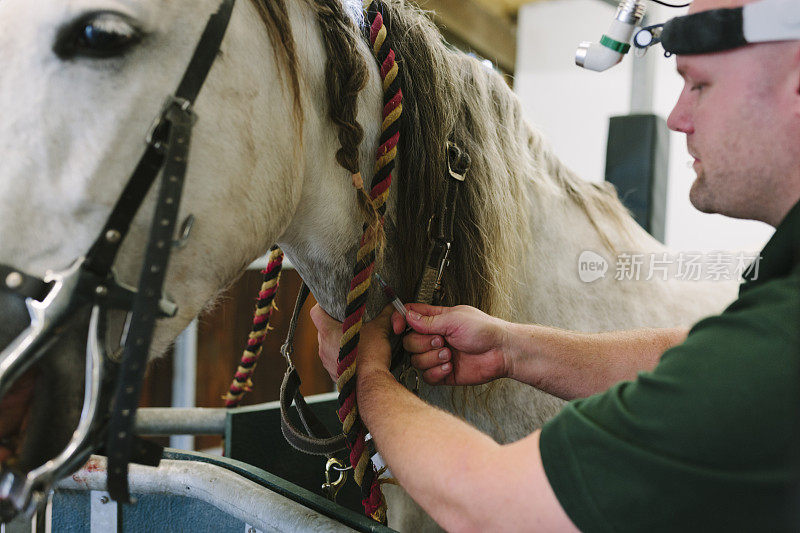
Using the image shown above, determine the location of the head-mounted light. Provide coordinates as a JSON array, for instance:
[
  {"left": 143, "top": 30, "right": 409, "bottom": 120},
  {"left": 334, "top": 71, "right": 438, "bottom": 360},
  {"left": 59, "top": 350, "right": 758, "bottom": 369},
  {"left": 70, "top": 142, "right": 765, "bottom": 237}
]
[
  {"left": 636, "top": 0, "right": 800, "bottom": 56},
  {"left": 577, "top": 0, "right": 800, "bottom": 73}
]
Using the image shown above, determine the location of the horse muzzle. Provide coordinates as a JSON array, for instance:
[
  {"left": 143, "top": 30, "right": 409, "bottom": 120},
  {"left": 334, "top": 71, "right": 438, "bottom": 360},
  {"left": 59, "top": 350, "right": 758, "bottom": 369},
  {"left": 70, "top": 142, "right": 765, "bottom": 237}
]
[{"left": 0, "top": 259, "right": 118, "bottom": 523}]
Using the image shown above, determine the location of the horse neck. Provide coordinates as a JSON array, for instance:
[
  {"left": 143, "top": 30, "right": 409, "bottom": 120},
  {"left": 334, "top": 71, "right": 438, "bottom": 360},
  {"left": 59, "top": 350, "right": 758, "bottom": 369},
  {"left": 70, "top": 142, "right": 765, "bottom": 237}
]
[
  {"left": 274, "top": 4, "right": 389, "bottom": 321},
  {"left": 515, "top": 142, "right": 735, "bottom": 331},
  {"left": 271, "top": 1, "right": 729, "bottom": 331},
  {"left": 146, "top": 0, "right": 335, "bottom": 353}
]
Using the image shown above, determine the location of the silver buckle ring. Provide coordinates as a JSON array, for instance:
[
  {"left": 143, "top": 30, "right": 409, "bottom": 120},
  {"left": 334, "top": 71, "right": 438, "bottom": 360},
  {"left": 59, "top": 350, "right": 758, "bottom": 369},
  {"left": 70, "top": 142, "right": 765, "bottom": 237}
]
[
  {"left": 446, "top": 141, "right": 467, "bottom": 182},
  {"left": 145, "top": 95, "right": 196, "bottom": 150}
]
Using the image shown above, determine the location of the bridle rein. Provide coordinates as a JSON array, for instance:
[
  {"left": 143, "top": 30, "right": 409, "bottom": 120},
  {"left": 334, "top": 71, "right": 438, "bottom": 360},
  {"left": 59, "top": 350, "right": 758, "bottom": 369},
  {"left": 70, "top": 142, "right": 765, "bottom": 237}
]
[{"left": 0, "top": 0, "right": 236, "bottom": 521}]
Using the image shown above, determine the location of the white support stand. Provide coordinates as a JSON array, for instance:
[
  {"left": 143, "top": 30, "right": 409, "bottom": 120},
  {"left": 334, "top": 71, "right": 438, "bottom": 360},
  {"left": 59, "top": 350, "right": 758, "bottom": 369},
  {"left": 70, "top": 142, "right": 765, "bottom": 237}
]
[{"left": 171, "top": 319, "right": 198, "bottom": 450}]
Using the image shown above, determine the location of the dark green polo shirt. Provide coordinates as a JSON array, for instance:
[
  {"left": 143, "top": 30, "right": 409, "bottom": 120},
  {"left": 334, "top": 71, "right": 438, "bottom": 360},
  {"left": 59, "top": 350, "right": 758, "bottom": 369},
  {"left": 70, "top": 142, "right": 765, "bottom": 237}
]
[{"left": 540, "top": 201, "right": 800, "bottom": 532}]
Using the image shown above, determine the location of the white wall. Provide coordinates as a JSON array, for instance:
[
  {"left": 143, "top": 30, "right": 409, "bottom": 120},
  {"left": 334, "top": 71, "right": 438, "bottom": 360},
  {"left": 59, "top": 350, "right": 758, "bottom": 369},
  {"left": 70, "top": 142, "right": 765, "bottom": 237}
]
[{"left": 514, "top": 0, "right": 774, "bottom": 252}]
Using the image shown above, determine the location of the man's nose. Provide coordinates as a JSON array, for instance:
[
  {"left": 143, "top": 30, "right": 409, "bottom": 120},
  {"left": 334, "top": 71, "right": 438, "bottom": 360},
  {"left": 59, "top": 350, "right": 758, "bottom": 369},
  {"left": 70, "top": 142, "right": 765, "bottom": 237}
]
[{"left": 667, "top": 93, "right": 694, "bottom": 134}]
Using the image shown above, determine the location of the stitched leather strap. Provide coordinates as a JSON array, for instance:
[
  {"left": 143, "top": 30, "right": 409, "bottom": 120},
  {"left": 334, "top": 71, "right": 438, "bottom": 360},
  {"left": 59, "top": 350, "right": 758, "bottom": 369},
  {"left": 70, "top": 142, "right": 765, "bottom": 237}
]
[
  {"left": 106, "top": 102, "right": 194, "bottom": 503},
  {"left": 104, "top": 0, "right": 237, "bottom": 503},
  {"left": 280, "top": 367, "right": 347, "bottom": 455},
  {"left": 401, "top": 142, "right": 470, "bottom": 379},
  {"left": 83, "top": 144, "right": 167, "bottom": 277},
  {"left": 278, "top": 283, "right": 347, "bottom": 456}
]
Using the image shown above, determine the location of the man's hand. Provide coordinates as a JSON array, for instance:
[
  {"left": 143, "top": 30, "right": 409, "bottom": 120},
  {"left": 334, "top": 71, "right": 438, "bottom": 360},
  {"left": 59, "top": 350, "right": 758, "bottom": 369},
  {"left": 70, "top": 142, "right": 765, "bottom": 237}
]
[
  {"left": 310, "top": 304, "right": 395, "bottom": 383},
  {"left": 393, "top": 303, "right": 512, "bottom": 386},
  {"left": 309, "top": 304, "right": 342, "bottom": 382}
]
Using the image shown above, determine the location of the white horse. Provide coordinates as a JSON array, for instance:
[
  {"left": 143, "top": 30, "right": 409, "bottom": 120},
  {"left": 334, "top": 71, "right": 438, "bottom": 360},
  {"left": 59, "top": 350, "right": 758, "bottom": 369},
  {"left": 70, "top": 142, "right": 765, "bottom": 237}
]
[{"left": 0, "top": 0, "right": 736, "bottom": 530}]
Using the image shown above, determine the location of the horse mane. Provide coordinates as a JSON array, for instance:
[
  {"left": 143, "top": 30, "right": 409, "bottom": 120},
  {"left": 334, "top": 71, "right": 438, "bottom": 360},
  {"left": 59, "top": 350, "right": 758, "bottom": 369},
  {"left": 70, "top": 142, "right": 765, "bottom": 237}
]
[
  {"left": 249, "top": 0, "right": 303, "bottom": 122},
  {"left": 251, "top": 0, "right": 633, "bottom": 320}
]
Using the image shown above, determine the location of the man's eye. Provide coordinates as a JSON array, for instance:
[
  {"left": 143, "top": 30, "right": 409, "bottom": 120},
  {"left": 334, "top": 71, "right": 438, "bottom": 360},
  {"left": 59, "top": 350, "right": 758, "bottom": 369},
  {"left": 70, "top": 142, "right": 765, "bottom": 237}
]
[
  {"left": 54, "top": 12, "right": 142, "bottom": 59},
  {"left": 690, "top": 83, "right": 707, "bottom": 92}
]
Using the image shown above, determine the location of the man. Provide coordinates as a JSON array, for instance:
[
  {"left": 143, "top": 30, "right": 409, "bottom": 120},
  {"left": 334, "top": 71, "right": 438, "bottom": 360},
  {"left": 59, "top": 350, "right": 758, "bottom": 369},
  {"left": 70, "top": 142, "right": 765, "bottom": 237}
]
[{"left": 311, "top": 0, "right": 800, "bottom": 529}]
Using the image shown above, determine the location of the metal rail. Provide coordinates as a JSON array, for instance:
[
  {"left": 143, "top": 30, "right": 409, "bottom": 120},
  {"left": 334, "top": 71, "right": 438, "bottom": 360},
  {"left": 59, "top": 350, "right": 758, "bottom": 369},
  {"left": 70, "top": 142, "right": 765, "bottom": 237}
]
[
  {"left": 134, "top": 407, "right": 228, "bottom": 436},
  {"left": 135, "top": 393, "right": 340, "bottom": 436}
]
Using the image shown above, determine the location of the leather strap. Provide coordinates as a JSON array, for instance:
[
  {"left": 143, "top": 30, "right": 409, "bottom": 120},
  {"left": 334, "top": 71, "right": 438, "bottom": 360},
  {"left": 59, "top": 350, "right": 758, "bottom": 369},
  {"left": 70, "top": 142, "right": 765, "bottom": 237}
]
[
  {"left": 280, "top": 368, "right": 347, "bottom": 455},
  {"left": 106, "top": 102, "right": 193, "bottom": 503},
  {"left": 104, "top": 0, "right": 237, "bottom": 503},
  {"left": 432, "top": 142, "right": 470, "bottom": 244},
  {"left": 414, "top": 141, "right": 471, "bottom": 306},
  {"left": 279, "top": 282, "right": 310, "bottom": 364},
  {"left": 83, "top": 144, "right": 167, "bottom": 277},
  {"left": 400, "top": 142, "right": 470, "bottom": 379},
  {"left": 0, "top": 266, "right": 51, "bottom": 301},
  {"left": 175, "top": 0, "right": 237, "bottom": 103},
  {"left": 278, "top": 283, "right": 347, "bottom": 456}
]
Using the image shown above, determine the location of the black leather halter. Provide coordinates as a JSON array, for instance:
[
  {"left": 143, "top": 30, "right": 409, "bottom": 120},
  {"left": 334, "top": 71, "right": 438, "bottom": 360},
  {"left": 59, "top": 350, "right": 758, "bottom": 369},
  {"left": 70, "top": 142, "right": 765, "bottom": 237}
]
[{"left": 0, "top": 0, "right": 236, "bottom": 520}]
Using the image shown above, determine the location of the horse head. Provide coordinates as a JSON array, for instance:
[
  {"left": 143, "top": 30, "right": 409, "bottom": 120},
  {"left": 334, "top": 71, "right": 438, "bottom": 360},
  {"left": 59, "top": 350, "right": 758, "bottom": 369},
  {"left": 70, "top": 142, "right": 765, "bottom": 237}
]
[
  {"left": 0, "top": 0, "right": 385, "bottom": 520},
  {"left": 0, "top": 0, "right": 547, "bottom": 525}
]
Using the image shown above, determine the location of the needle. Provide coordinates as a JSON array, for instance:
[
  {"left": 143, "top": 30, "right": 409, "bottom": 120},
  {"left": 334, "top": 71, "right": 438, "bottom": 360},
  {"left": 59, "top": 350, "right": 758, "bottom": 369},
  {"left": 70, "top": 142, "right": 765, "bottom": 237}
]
[{"left": 373, "top": 273, "right": 408, "bottom": 317}]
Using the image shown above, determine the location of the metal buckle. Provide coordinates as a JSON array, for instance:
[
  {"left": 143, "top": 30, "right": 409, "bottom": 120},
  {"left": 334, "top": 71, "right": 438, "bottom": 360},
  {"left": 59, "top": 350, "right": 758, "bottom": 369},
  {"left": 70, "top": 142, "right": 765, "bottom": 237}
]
[
  {"left": 399, "top": 365, "right": 421, "bottom": 396},
  {"left": 446, "top": 141, "right": 467, "bottom": 182},
  {"left": 280, "top": 342, "right": 294, "bottom": 369},
  {"left": 145, "top": 96, "right": 196, "bottom": 151},
  {"left": 322, "top": 458, "right": 349, "bottom": 502},
  {"left": 173, "top": 214, "right": 195, "bottom": 249}
]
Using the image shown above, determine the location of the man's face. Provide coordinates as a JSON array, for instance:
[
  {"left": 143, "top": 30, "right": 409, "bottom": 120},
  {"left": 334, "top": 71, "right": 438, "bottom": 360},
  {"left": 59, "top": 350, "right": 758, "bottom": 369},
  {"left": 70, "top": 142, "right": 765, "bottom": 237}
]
[{"left": 666, "top": 0, "right": 800, "bottom": 226}]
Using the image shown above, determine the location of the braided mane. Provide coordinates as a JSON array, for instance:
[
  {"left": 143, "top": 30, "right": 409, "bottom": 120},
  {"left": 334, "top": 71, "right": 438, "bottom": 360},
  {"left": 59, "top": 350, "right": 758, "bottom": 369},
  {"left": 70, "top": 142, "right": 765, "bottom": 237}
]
[{"left": 251, "top": 0, "right": 632, "bottom": 321}]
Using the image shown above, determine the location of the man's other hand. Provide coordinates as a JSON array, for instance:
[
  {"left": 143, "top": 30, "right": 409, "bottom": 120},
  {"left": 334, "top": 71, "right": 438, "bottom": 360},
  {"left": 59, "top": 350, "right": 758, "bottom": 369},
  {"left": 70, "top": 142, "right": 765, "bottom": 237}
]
[
  {"left": 310, "top": 304, "right": 395, "bottom": 382},
  {"left": 393, "top": 304, "right": 511, "bottom": 386}
]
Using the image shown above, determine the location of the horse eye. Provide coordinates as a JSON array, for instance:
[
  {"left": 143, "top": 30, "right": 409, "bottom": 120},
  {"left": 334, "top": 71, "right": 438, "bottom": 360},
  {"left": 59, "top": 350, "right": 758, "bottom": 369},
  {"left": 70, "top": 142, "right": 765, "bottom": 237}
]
[{"left": 54, "top": 12, "right": 141, "bottom": 59}]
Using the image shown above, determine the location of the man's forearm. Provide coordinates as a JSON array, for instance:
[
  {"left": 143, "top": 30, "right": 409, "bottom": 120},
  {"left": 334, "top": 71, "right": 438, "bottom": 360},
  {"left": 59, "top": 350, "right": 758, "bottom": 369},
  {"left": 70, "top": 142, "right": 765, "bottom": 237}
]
[
  {"left": 505, "top": 325, "right": 689, "bottom": 400},
  {"left": 357, "top": 368, "right": 579, "bottom": 531},
  {"left": 357, "top": 368, "right": 506, "bottom": 531}
]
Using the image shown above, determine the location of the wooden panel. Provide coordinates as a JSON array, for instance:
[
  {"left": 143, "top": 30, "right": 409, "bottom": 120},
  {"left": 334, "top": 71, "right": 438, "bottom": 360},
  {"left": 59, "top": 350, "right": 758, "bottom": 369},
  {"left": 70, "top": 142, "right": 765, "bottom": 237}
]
[
  {"left": 140, "top": 269, "right": 333, "bottom": 451},
  {"left": 412, "top": 0, "right": 518, "bottom": 73}
]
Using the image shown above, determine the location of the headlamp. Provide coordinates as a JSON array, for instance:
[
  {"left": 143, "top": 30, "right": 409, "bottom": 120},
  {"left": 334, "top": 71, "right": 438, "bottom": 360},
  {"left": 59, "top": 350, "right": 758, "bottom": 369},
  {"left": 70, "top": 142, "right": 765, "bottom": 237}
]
[
  {"left": 576, "top": 0, "right": 648, "bottom": 72},
  {"left": 637, "top": 0, "right": 800, "bottom": 56},
  {"left": 576, "top": 0, "right": 800, "bottom": 73}
]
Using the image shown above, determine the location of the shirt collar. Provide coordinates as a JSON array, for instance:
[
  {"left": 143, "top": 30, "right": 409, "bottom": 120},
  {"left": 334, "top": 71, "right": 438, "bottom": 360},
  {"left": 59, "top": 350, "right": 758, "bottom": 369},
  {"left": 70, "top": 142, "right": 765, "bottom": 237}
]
[{"left": 740, "top": 199, "right": 800, "bottom": 293}]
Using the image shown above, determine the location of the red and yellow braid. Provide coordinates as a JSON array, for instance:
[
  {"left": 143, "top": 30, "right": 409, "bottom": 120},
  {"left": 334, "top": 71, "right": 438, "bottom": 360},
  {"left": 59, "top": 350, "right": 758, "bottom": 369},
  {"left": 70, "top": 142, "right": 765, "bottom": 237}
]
[
  {"left": 224, "top": 246, "right": 284, "bottom": 407},
  {"left": 336, "top": 0, "right": 402, "bottom": 524}
]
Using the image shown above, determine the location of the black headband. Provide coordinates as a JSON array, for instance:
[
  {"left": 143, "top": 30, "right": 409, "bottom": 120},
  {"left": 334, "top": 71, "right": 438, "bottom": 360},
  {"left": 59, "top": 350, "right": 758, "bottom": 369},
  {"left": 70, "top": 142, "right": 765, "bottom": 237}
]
[{"left": 661, "top": 8, "right": 748, "bottom": 55}]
